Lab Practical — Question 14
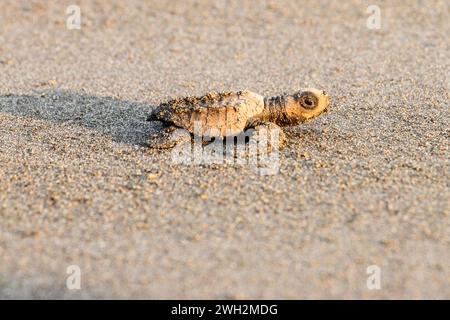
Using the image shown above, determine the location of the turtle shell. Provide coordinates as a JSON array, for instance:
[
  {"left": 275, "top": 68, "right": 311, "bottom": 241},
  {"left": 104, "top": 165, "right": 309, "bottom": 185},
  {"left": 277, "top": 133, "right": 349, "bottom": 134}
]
[{"left": 149, "top": 90, "right": 264, "bottom": 137}]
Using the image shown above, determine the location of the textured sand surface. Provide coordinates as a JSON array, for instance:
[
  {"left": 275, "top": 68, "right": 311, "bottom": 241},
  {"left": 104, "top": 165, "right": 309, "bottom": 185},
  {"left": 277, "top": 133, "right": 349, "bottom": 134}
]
[{"left": 0, "top": 0, "right": 449, "bottom": 299}]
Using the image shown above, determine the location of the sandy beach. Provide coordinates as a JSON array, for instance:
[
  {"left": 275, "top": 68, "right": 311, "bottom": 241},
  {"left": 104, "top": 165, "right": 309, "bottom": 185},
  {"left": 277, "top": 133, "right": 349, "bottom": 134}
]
[{"left": 0, "top": 0, "right": 448, "bottom": 298}]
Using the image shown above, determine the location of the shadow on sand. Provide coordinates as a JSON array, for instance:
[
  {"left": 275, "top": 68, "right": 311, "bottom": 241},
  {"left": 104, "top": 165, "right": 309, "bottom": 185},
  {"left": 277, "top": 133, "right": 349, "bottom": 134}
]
[{"left": 0, "top": 90, "right": 160, "bottom": 146}]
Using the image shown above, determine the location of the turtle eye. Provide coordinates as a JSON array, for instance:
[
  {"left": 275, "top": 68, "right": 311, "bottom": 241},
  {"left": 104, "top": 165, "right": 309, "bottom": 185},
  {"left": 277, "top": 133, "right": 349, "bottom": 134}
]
[
  {"left": 299, "top": 92, "right": 318, "bottom": 110},
  {"left": 304, "top": 97, "right": 314, "bottom": 107}
]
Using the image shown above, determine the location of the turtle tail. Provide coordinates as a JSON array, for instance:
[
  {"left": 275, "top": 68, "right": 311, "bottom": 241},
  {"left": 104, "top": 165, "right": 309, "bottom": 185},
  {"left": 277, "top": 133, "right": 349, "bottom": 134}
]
[
  {"left": 147, "top": 106, "right": 163, "bottom": 122},
  {"left": 147, "top": 110, "right": 158, "bottom": 122}
]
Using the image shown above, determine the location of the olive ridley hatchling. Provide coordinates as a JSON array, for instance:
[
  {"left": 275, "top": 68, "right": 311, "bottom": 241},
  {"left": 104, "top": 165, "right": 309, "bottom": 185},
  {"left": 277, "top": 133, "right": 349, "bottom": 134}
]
[{"left": 147, "top": 88, "right": 331, "bottom": 151}]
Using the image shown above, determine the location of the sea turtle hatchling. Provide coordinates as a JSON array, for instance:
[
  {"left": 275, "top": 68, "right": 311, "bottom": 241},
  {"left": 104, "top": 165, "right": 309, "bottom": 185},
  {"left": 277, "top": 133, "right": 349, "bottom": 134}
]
[{"left": 147, "top": 88, "right": 331, "bottom": 152}]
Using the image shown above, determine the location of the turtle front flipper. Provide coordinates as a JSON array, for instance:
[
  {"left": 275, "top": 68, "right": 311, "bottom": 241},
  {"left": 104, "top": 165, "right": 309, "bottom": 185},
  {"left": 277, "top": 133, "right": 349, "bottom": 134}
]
[
  {"left": 236, "top": 122, "right": 286, "bottom": 158},
  {"left": 148, "top": 125, "right": 192, "bottom": 149}
]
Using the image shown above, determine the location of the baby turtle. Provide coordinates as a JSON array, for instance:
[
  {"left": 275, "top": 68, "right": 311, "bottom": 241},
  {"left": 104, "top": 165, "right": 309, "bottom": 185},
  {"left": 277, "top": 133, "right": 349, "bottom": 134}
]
[{"left": 147, "top": 89, "right": 331, "bottom": 151}]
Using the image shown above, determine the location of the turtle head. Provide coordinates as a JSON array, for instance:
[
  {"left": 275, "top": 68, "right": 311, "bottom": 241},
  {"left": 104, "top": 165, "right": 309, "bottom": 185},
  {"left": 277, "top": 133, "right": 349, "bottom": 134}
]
[{"left": 284, "top": 88, "right": 331, "bottom": 124}]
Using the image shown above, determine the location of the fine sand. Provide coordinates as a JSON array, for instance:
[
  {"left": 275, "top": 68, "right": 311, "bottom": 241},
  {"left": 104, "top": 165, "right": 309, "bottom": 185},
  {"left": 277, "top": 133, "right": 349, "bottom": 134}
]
[{"left": 0, "top": 0, "right": 448, "bottom": 298}]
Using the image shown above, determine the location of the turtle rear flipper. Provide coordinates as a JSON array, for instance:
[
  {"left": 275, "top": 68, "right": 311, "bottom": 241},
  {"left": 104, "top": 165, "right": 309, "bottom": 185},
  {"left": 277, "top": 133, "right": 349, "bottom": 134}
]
[{"left": 148, "top": 125, "right": 191, "bottom": 149}]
